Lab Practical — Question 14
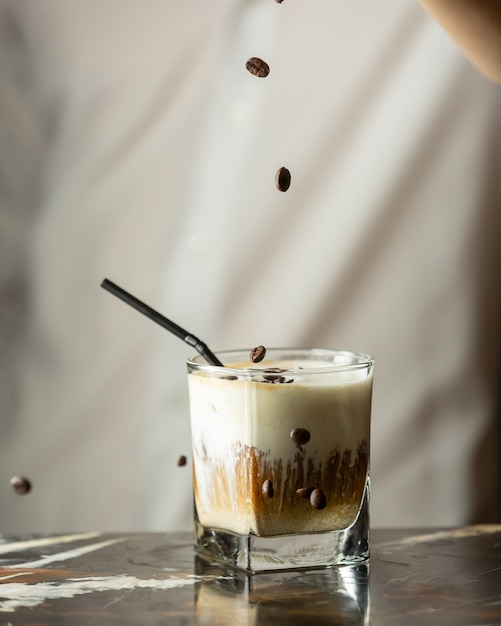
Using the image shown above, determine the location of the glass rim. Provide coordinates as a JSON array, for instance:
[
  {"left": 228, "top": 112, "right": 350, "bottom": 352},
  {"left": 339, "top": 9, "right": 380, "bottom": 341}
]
[{"left": 187, "top": 347, "right": 374, "bottom": 375}]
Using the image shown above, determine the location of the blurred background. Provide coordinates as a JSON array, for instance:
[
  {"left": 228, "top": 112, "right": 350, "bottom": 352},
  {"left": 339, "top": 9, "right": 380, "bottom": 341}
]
[{"left": 1, "top": 0, "right": 500, "bottom": 533}]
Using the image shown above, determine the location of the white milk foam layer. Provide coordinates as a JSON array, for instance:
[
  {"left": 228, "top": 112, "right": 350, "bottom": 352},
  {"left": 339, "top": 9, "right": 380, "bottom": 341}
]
[{"left": 190, "top": 360, "right": 371, "bottom": 457}]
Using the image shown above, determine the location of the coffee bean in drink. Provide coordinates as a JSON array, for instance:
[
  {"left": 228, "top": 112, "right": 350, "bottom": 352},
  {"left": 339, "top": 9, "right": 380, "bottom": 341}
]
[
  {"left": 246, "top": 57, "right": 270, "bottom": 78},
  {"left": 262, "top": 367, "right": 285, "bottom": 383},
  {"left": 265, "top": 376, "right": 286, "bottom": 384},
  {"left": 10, "top": 475, "right": 31, "bottom": 495},
  {"left": 263, "top": 372, "right": 286, "bottom": 383},
  {"left": 310, "top": 488, "right": 327, "bottom": 510},
  {"left": 275, "top": 167, "right": 291, "bottom": 192},
  {"left": 177, "top": 455, "right": 187, "bottom": 467},
  {"left": 290, "top": 427, "right": 311, "bottom": 446},
  {"left": 296, "top": 486, "right": 315, "bottom": 499},
  {"left": 250, "top": 345, "right": 266, "bottom": 363},
  {"left": 262, "top": 479, "right": 274, "bottom": 499}
]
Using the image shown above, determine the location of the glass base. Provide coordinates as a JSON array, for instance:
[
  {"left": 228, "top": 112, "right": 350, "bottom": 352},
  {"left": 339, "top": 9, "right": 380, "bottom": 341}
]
[{"left": 194, "top": 480, "right": 369, "bottom": 573}]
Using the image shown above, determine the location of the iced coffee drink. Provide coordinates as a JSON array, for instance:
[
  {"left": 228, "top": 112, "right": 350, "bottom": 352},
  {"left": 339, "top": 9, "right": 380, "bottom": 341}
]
[{"left": 187, "top": 348, "right": 373, "bottom": 571}]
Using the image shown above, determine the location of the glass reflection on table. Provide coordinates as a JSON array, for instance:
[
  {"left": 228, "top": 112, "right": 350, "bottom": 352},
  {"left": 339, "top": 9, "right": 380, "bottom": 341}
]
[{"left": 194, "top": 556, "right": 369, "bottom": 625}]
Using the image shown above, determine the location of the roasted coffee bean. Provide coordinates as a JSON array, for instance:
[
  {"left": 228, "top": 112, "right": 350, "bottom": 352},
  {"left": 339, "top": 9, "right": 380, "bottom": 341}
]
[
  {"left": 262, "top": 479, "right": 274, "bottom": 499},
  {"left": 265, "top": 375, "right": 286, "bottom": 384},
  {"left": 177, "top": 455, "right": 187, "bottom": 467},
  {"left": 10, "top": 475, "right": 31, "bottom": 495},
  {"left": 250, "top": 345, "right": 266, "bottom": 363},
  {"left": 246, "top": 57, "right": 270, "bottom": 78},
  {"left": 263, "top": 367, "right": 285, "bottom": 383},
  {"left": 296, "top": 486, "right": 315, "bottom": 499},
  {"left": 290, "top": 427, "right": 311, "bottom": 446},
  {"left": 310, "top": 488, "right": 327, "bottom": 510},
  {"left": 275, "top": 167, "right": 291, "bottom": 192}
]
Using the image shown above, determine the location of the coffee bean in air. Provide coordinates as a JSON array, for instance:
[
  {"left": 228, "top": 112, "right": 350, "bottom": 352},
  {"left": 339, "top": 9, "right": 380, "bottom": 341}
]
[
  {"left": 10, "top": 475, "right": 31, "bottom": 495},
  {"left": 246, "top": 57, "right": 270, "bottom": 78},
  {"left": 310, "top": 488, "right": 327, "bottom": 510},
  {"left": 262, "top": 479, "right": 274, "bottom": 499},
  {"left": 275, "top": 167, "right": 291, "bottom": 192},
  {"left": 250, "top": 345, "right": 266, "bottom": 363},
  {"left": 177, "top": 455, "right": 187, "bottom": 467},
  {"left": 290, "top": 427, "right": 311, "bottom": 446}
]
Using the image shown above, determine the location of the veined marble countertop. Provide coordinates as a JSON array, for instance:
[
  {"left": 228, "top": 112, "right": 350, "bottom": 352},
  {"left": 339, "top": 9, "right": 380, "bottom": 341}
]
[{"left": 0, "top": 526, "right": 500, "bottom": 625}]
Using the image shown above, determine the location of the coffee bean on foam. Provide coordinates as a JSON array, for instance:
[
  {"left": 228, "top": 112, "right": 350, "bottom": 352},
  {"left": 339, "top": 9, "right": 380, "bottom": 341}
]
[
  {"left": 310, "top": 488, "right": 327, "bottom": 510},
  {"left": 246, "top": 57, "right": 270, "bottom": 78},
  {"left": 262, "top": 479, "right": 274, "bottom": 499},
  {"left": 263, "top": 368, "right": 286, "bottom": 383},
  {"left": 290, "top": 427, "right": 311, "bottom": 446},
  {"left": 250, "top": 345, "right": 266, "bottom": 363},
  {"left": 10, "top": 475, "right": 31, "bottom": 495},
  {"left": 275, "top": 167, "right": 291, "bottom": 192},
  {"left": 177, "top": 455, "right": 187, "bottom": 467}
]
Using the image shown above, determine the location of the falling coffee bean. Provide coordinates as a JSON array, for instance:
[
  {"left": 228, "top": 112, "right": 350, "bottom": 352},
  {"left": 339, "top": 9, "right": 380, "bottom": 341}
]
[
  {"left": 250, "top": 345, "right": 266, "bottom": 363},
  {"left": 290, "top": 427, "right": 311, "bottom": 446},
  {"left": 177, "top": 455, "right": 187, "bottom": 467},
  {"left": 275, "top": 167, "right": 291, "bottom": 192},
  {"left": 246, "top": 57, "right": 270, "bottom": 78},
  {"left": 262, "top": 479, "right": 274, "bottom": 499},
  {"left": 10, "top": 475, "right": 31, "bottom": 495},
  {"left": 310, "top": 488, "right": 327, "bottom": 510},
  {"left": 296, "top": 486, "right": 315, "bottom": 499}
]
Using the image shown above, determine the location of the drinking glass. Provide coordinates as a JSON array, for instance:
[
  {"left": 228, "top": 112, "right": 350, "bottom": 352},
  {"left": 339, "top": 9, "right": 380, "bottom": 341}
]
[{"left": 187, "top": 348, "right": 373, "bottom": 572}]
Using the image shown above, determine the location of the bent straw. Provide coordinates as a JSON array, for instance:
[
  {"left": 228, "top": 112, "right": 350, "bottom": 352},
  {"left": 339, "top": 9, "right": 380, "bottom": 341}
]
[{"left": 100, "top": 278, "right": 224, "bottom": 367}]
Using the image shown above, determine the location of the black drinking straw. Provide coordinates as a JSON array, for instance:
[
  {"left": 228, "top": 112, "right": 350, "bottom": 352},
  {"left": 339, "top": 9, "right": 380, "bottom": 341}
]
[{"left": 100, "top": 278, "right": 224, "bottom": 367}]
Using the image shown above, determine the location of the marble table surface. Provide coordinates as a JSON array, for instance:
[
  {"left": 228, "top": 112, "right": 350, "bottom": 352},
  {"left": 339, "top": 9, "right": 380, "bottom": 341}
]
[{"left": 0, "top": 526, "right": 500, "bottom": 625}]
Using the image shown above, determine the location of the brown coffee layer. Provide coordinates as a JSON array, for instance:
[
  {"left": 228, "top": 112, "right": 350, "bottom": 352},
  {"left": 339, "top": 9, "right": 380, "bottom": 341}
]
[{"left": 194, "top": 440, "right": 368, "bottom": 536}]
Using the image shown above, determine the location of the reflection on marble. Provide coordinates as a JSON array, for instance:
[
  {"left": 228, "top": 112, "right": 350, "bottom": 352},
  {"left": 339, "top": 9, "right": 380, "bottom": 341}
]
[
  {"left": 0, "top": 527, "right": 499, "bottom": 625},
  {"left": 194, "top": 556, "right": 369, "bottom": 625}
]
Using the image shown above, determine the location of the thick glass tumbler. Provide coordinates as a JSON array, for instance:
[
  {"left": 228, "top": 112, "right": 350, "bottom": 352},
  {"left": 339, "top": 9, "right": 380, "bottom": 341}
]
[{"left": 187, "top": 348, "right": 373, "bottom": 572}]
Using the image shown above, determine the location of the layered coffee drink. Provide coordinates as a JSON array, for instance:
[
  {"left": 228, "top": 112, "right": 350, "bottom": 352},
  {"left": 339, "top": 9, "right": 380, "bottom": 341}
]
[{"left": 188, "top": 349, "right": 372, "bottom": 540}]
